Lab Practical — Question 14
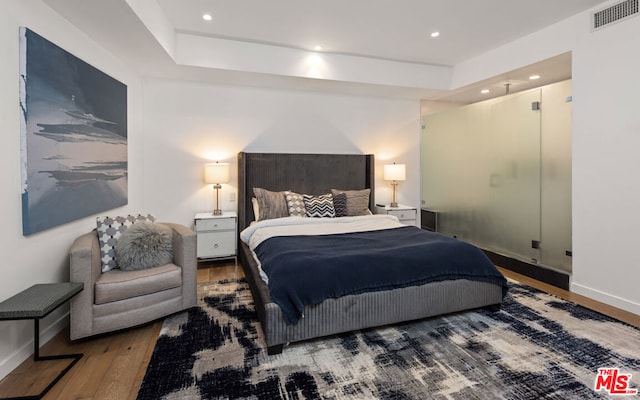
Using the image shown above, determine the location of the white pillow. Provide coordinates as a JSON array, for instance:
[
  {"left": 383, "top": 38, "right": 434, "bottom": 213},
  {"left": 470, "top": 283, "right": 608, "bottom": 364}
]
[{"left": 252, "top": 197, "right": 260, "bottom": 221}]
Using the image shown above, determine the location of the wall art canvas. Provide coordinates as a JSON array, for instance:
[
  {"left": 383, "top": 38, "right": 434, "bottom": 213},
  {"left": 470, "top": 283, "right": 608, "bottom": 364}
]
[{"left": 19, "top": 28, "right": 127, "bottom": 235}]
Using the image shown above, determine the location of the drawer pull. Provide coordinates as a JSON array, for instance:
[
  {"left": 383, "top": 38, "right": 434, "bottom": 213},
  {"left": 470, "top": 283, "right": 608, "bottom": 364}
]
[
  {"left": 214, "top": 243, "right": 219, "bottom": 248},
  {"left": 400, "top": 214, "right": 405, "bottom": 218},
  {"left": 195, "top": 217, "right": 236, "bottom": 230}
]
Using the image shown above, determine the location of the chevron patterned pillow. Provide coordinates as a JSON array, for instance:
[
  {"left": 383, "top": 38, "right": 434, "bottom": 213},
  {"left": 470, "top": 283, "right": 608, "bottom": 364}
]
[{"left": 303, "top": 193, "right": 336, "bottom": 218}]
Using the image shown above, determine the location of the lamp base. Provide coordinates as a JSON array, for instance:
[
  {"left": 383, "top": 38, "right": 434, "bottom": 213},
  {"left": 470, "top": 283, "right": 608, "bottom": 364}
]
[
  {"left": 390, "top": 181, "right": 399, "bottom": 209},
  {"left": 212, "top": 185, "right": 223, "bottom": 216}
]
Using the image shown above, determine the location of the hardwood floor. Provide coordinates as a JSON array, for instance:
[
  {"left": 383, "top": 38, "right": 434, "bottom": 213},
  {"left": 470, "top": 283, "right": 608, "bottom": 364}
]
[
  {"left": 498, "top": 267, "right": 640, "bottom": 328},
  {"left": 0, "top": 262, "right": 638, "bottom": 399}
]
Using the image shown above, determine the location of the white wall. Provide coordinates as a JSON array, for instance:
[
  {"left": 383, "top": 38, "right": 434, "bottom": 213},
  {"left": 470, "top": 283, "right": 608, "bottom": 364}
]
[
  {"left": 571, "top": 13, "right": 640, "bottom": 313},
  {"left": 141, "top": 78, "right": 421, "bottom": 228},
  {"left": 454, "top": 1, "right": 640, "bottom": 314},
  {"left": 0, "top": 0, "right": 143, "bottom": 379},
  {"left": 0, "top": 1, "right": 420, "bottom": 381},
  {"left": 2, "top": 0, "right": 638, "bottom": 384}
]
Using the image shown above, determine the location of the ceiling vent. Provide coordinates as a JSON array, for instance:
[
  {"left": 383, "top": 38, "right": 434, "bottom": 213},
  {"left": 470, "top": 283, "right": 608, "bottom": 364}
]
[{"left": 593, "top": 0, "right": 639, "bottom": 30}]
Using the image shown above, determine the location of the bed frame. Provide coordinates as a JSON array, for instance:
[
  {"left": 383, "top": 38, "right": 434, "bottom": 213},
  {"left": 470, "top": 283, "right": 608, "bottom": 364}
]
[{"left": 237, "top": 152, "right": 504, "bottom": 354}]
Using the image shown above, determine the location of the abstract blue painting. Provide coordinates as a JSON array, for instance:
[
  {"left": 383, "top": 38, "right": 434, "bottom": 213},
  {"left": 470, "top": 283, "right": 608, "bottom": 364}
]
[{"left": 19, "top": 28, "right": 128, "bottom": 235}]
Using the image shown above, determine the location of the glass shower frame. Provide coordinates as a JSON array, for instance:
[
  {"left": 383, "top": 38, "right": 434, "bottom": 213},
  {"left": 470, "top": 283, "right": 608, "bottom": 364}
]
[{"left": 421, "top": 80, "right": 572, "bottom": 273}]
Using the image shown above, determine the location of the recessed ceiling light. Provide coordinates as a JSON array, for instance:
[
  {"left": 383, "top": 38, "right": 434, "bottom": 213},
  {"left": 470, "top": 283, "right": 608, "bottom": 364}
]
[
  {"left": 529, "top": 74, "right": 541, "bottom": 80},
  {"left": 314, "top": 45, "right": 323, "bottom": 51},
  {"left": 430, "top": 31, "right": 440, "bottom": 38},
  {"left": 481, "top": 89, "right": 490, "bottom": 94},
  {"left": 202, "top": 13, "right": 213, "bottom": 21}
]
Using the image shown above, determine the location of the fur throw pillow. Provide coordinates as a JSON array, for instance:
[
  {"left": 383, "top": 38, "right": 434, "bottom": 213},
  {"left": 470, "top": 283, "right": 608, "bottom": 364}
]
[{"left": 115, "top": 221, "right": 173, "bottom": 271}]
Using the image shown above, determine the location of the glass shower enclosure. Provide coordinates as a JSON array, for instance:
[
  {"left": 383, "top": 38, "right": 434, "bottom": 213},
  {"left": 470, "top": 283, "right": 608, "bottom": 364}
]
[{"left": 421, "top": 80, "right": 572, "bottom": 273}]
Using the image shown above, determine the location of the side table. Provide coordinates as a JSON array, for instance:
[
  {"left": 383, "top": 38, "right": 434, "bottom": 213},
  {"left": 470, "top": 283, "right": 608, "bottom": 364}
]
[
  {"left": 194, "top": 211, "right": 238, "bottom": 263},
  {"left": 375, "top": 204, "right": 418, "bottom": 226},
  {"left": 0, "top": 282, "right": 84, "bottom": 400}
]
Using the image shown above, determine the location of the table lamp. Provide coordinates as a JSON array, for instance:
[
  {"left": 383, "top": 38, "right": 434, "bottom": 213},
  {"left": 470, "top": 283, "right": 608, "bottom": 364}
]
[
  {"left": 204, "top": 162, "right": 230, "bottom": 215},
  {"left": 383, "top": 163, "right": 406, "bottom": 208}
]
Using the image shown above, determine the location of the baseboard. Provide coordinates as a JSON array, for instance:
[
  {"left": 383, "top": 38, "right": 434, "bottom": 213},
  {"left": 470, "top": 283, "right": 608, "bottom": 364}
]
[
  {"left": 571, "top": 282, "right": 640, "bottom": 316},
  {"left": 0, "top": 312, "right": 69, "bottom": 381},
  {"left": 482, "top": 249, "right": 570, "bottom": 290},
  {"left": 483, "top": 250, "right": 639, "bottom": 316}
]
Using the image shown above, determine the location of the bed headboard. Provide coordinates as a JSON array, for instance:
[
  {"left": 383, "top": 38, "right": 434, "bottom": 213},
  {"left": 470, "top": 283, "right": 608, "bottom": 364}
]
[{"left": 237, "top": 152, "right": 375, "bottom": 233}]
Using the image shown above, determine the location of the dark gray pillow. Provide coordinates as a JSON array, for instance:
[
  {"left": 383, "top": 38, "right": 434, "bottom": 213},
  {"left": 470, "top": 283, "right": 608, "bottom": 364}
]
[
  {"left": 115, "top": 221, "right": 173, "bottom": 271},
  {"left": 253, "top": 187, "right": 289, "bottom": 220},
  {"left": 333, "top": 192, "right": 348, "bottom": 217},
  {"left": 331, "top": 189, "right": 371, "bottom": 216}
]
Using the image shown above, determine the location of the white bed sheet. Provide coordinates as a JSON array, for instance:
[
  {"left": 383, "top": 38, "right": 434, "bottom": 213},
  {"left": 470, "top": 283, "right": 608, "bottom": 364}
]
[{"left": 240, "top": 214, "right": 404, "bottom": 284}]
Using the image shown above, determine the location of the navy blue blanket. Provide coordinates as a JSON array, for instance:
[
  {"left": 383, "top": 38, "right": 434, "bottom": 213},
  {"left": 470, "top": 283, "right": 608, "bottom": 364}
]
[{"left": 254, "top": 225, "right": 508, "bottom": 324}]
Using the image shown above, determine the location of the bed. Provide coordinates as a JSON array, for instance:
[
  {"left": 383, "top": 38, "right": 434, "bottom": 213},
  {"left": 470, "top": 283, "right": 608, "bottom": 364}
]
[{"left": 237, "top": 152, "right": 507, "bottom": 355}]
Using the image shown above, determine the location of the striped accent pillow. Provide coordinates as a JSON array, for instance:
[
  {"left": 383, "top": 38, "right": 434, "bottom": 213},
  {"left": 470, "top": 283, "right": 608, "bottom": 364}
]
[
  {"left": 332, "top": 192, "right": 348, "bottom": 217},
  {"left": 303, "top": 193, "right": 336, "bottom": 218},
  {"left": 253, "top": 188, "right": 289, "bottom": 221}
]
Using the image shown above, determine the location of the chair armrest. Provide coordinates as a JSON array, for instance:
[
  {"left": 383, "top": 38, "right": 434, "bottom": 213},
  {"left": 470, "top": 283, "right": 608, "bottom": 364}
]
[
  {"left": 162, "top": 223, "right": 197, "bottom": 309},
  {"left": 69, "top": 230, "right": 102, "bottom": 340},
  {"left": 70, "top": 230, "right": 102, "bottom": 287}
]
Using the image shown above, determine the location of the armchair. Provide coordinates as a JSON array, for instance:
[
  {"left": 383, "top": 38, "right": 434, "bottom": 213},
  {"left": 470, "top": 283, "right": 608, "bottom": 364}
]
[{"left": 69, "top": 222, "right": 197, "bottom": 340}]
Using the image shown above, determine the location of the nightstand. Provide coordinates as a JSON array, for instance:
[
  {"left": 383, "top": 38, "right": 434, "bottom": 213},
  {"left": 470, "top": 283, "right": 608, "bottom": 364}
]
[
  {"left": 194, "top": 212, "right": 237, "bottom": 263},
  {"left": 375, "top": 204, "right": 417, "bottom": 225}
]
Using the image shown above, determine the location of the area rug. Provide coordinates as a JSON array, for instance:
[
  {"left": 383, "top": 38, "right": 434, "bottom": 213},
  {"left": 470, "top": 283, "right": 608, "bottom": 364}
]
[{"left": 137, "top": 278, "right": 640, "bottom": 400}]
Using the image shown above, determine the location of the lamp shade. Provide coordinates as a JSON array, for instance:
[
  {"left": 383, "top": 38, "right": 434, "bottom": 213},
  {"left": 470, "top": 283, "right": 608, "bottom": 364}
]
[
  {"left": 383, "top": 163, "right": 406, "bottom": 181},
  {"left": 204, "top": 162, "right": 230, "bottom": 184}
]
